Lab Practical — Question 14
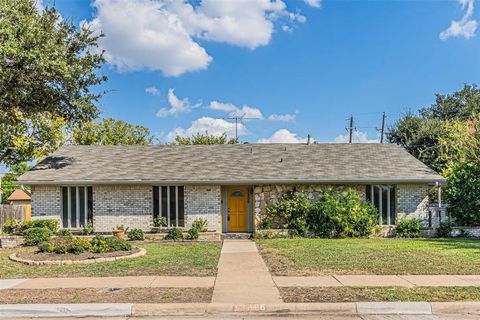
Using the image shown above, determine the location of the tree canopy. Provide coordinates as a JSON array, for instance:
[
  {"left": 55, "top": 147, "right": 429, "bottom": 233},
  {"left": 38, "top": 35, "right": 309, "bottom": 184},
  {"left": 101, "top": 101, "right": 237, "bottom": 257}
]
[
  {"left": 0, "top": 162, "right": 31, "bottom": 201},
  {"left": 0, "top": 0, "right": 106, "bottom": 165},
  {"left": 72, "top": 118, "right": 154, "bottom": 145},
  {"left": 173, "top": 132, "right": 238, "bottom": 145}
]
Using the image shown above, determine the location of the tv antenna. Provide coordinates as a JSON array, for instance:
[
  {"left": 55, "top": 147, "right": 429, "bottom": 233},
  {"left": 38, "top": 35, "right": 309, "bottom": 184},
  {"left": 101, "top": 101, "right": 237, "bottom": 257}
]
[{"left": 223, "top": 113, "right": 260, "bottom": 140}]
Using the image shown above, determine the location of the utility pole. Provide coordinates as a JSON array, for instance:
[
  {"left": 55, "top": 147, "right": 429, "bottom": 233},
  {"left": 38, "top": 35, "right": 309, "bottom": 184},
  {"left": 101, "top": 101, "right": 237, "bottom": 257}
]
[
  {"left": 348, "top": 115, "right": 353, "bottom": 143},
  {"left": 380, "top": 112, "right": 386, "bottom": 143}
]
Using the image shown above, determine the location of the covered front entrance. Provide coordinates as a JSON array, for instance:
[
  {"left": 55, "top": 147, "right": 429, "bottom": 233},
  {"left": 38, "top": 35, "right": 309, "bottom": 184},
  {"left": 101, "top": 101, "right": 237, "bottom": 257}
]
[{"left": 222, "top": 186, "right": 253, "bottom": 233}]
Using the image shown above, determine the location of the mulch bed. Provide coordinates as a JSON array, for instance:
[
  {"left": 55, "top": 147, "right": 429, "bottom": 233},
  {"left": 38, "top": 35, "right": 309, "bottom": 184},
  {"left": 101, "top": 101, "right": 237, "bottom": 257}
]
[
  {"left": 16, "top": 248, "right": 141, "bottom": 261},
  {"left": 0, "top": 288, "right": 213, "bottom": 304}
]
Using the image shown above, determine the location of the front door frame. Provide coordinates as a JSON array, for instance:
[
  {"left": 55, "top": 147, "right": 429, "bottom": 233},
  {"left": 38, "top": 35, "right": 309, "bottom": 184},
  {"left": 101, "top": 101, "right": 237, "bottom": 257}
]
[{"left": 221, "top": 185, "right": 253, "bottom": 233}]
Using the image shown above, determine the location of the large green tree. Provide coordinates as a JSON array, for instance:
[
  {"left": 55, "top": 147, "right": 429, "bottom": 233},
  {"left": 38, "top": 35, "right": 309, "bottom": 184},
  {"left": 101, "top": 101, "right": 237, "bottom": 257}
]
[
  {"left": 387, "top": 84, "right": 480, "bottom": 172},
  {"left": 72, "top": 118, "right": 154, "bottom": 145},
  {"left": 0, "top": 0, "right": 106, "bottom": 165},
  {"left": 173, "top": 132, "right": 238, "bottom": 145},
  {"left": 1, "top": 162, "right": 30, "bottom": 201}
]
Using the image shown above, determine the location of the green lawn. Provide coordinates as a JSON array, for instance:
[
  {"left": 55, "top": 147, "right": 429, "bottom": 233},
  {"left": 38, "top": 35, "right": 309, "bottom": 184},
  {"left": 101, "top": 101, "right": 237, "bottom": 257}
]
[
  {"left": 280, "top": 287, "right": 480, "bottom": 303},
  {"left": 255, "top": 238, "right": 480, "bottom": 275},
  {"left": 0, "top": 242, "right": 221, "bottom": 279}
]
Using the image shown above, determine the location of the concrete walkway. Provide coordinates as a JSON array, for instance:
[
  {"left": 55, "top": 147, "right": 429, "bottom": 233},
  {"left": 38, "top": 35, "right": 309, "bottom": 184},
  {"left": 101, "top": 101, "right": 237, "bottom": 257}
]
[
  {"left": 273, "top": 275, "right": 480, "bottom": 288},
  {"left": 211, "top": 239, "right": 282, "bottom": 304},
  {"left": 0, "top": 276, "right": 214, "bottom": 290}
]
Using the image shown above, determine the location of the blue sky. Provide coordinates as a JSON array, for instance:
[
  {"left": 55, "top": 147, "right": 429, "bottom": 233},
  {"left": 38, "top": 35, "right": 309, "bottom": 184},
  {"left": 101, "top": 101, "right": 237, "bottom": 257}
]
[{"left": 51, "top": 0, "right": 479, "bottom": 143}]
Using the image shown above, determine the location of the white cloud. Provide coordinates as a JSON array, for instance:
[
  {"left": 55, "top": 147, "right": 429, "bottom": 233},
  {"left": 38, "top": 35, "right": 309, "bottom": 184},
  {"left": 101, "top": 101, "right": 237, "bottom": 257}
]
[
  {"left": 209, "top": 101, "right": 263, "bottom": 119},
  {"left": 83, "top": 0, "right": 306, "bottom": 76},
  {"left": 145, "top": 86, "right": 160, "bottom": 96},
  {"left": 258, "top": 129, "right": 310, "bottom": 143},
  {"left": 304, "top": 0, "right": 321, "bottom": 8},
  {"left": 268, "top": 111, "right": 297, "bottom": 122},
  {"left": 333, "top": 130, "right": 378, "bottom": 143},
  {"left": 156, "top": 89, "right": 200, "bottom": 118},
  {"left": 167, "top": 116, "right": 247, "bottom": 141},
  {"left": 440, "top": 0, "right": 478, "bottom": 40}
]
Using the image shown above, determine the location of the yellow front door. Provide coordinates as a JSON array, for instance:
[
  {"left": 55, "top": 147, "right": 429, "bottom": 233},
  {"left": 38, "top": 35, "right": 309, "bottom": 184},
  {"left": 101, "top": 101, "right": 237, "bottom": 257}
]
[{"left": 227, "top": 186, "right": 248, "bottom": 232}]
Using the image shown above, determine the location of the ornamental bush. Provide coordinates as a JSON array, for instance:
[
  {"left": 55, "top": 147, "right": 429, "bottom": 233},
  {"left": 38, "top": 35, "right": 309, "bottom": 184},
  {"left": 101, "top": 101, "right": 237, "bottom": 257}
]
[
  {"left": 307, "top": 189, "right": 377, "bottom": 238},
  {"left": 25, "top": 219, "right": 58, "bottom": 233},
  {"left": 105, "top": 236, "right": 132, "bottom": 251},
  {"left": 186, "top": 227, "right": 199, "bottom": 240},
  {"left": 23, "top": 227, "right": 53, "bottom": 246},
  {"left": 436, "top": 219, "right": 453, "bottom": 238},
  {"left": 69, "top": 238, "right": 93, "bottom": 254},
  {"left": 164, "top": 227, "right": 184, "bottom": 241},
  {"left": 152, "top": 217, "right": 167, "bottom": 227},
  {"left": 127, "top": 228, "right": 145, "bottom": 241},
  {"left": 91, "top": 235, "right": 109, "bottom": 253},
  {"left": 56, "top": 229, "right": 73, "bottom": 238},
  {"left": 2, "top": 219, "right": 25, "bottom": 235},
  {"left": 266, "top": 191, "right": 312, "bottom": 237},
  {"left": 395, "top": 218, "right": 422, "bottom": 238},
  {"left": 192, "top": 218, "right": 208, "bottom": 232}
]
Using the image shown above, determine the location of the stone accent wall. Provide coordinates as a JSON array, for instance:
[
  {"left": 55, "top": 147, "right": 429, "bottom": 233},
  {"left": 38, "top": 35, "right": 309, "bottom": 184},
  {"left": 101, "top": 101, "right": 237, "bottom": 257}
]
[
  {"left": 396, "top": 184, "right": 431, "bottom": 227},
  {"left": 30, "top": 185, "right": 61, "bottom": 222},
  {"left": 184, "top": 185, "right": 221, "bottom": 232},
  {"left": 253, "top": 184, "right": 366, "bottom": 228},
  {"left": 93, "top": 185, "right": 152, "bottom": 232}
]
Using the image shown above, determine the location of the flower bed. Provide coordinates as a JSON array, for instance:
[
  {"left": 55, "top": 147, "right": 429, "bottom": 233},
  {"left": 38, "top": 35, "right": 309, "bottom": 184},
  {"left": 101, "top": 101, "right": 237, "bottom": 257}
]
[{"left": 9, "top": 248, "right": 146, "bottom": 265}]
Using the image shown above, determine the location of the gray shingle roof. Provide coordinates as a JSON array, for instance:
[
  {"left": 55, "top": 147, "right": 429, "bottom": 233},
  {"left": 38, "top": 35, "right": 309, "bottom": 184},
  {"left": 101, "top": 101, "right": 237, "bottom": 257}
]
[{"left": 17, "top": 143, "right": 445, "bottom": 185}]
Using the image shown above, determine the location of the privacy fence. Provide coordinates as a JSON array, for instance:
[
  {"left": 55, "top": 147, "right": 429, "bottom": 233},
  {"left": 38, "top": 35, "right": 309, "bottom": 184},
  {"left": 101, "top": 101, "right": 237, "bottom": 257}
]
[{"left": 0, "top": 205, "right": 25, "bottom": 231}]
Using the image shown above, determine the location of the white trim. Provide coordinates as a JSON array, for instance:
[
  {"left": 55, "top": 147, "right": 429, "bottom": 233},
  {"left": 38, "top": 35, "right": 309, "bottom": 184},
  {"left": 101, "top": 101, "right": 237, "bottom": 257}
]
[
  {"left": 84, "top": 187, "right": 88, "bottom": 227},
  {"left": 378, "top": 186, "right": 382, "bottom": 225},
  {"left": 159, "top": 187, "right": 162, "bottom": 218},
  {"left": 387, "top": 187, "right": 391, "bottom": 225},
  {"left": 175, "top": 186, "right": 179, "bottom": 227}
]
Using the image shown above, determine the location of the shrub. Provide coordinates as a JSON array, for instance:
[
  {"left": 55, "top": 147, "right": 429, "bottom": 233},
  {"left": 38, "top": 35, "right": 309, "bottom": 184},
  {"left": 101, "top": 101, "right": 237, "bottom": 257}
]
[
  {"left": 69, "top": 238, "right": 92, "bottom": 254},
  {"left": 307, "top": 189, "right": 377, "bottom": 238},
  {"left": 23, "top": 227, "right": 53, "bottom": 246},
  {"left": 258, "top": 218, "right": 274, "bottom": 230},
  {"left": 105, "top": 236, "right": 132, "bottom": 251},
  {"left": 48, "top": 236, "right": 72, "bottom": 254},
  {"left": 266, "top": 191, "right": 312, "bottom": 237},
  {"left": 186, "top": 227, "right": 199, "bottom": 240},
  {"left": 444, "top": 161, "right": 480, "bottom": 226},
  {"left": 127, "top": 228, "right": 145, "bottom": 241},
  {"left": 436, "top": 220, "right": 453, "bottom": 238},
  {"left": 37, "top": 241, "right": 55, "bottom": 253},
  {"left": 153, "top": 217, "right": 167, "bottom": 227},
  {"left": 56, "top": 229, "right": 73, "bottom": 238},
  {"left": 192, "top": 218, "right": 208, "bottom": 232},
  {"left": 2, "top": 219, "right": 25, "bottom": 235},
  {"left": 82, "top": 221, "right": 94, "bottom": 235},
  {"left": 457, "top": 228, "right": 472, "bottom": 238},
  {"left": 395, "top": 218, "right": 422, "bottom": 238},
  {"left": 164, "top": 227, "right": 184, "bottom": 241},
  {"left": 25, "top": 219, "right": 58, "bottom": 233},
  {"left": 90, "top": 235, "right": 109, "bottom": 253}
]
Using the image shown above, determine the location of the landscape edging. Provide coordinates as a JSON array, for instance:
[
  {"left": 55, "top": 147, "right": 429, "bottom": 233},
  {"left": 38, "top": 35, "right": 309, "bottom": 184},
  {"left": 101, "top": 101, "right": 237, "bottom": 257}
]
[{"left": 8, "top": 247, "right": 146, "bottom": 266}]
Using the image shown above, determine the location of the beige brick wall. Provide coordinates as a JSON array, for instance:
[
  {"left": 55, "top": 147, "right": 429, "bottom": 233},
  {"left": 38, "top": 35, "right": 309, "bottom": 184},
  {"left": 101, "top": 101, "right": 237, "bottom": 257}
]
[
  {"left": 30, "top": 185, "right": 61, "bottom": 223},
  {"left": 396, "top": 184, "right": 431, "bottom": 227},
  {"left": 93, "top": 185, "right": 153, "bottom": 232},
  {"left": 184, "top": 185, "right": 221, "bottom": 232}
]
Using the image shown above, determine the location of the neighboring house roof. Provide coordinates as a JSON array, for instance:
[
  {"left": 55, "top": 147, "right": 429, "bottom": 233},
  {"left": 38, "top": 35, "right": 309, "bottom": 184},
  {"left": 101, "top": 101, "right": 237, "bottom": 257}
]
[
  {"left": 7, "top": 189, "right": 31, "bottom": 201},
  {"left": 16, "top": 144, "right": 446, "bottom": 185}
]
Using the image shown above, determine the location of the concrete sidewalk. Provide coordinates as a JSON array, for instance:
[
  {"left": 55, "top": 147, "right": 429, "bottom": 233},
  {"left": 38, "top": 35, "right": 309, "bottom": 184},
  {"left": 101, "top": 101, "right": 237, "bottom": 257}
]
[
  {"left": 273, "top": 275, "right": 480, "bottom": 288},
  {"left": 211, "top": 239, "right": 282, "bottom": 304},
  {"left": 0, "top": 276, "right": 215, "bottom": 290}
]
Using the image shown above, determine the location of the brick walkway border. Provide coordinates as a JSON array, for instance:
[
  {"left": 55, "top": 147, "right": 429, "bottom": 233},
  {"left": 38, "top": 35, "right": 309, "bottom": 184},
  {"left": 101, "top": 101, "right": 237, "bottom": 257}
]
[{"left": 8, "top": 248, "right": 146, "bottom": 266}]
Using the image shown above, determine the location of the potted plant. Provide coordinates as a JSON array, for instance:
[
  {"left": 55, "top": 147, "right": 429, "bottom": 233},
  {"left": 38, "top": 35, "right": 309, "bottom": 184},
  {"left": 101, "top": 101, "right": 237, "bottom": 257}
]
[{"left": 112, "top": 225, "right": 129, "bottom": 239}]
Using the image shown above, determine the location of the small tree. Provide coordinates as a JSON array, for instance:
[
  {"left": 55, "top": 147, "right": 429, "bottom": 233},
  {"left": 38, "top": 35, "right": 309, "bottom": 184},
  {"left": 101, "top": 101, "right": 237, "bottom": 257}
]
[
  {"left": 174, "top": 132, "right": 238, "bottom": 145},
  {"left": 266, "top": 192, "right": 312, "bottom": 236},
  {"left": 72, "top": 118, "right": 154, "bottom": 145}
]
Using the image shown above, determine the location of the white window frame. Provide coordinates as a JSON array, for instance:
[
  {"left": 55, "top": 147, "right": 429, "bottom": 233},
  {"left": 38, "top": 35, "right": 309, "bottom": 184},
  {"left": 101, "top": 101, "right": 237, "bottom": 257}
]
[
  {"left": 367, "top": 185, "right": 396, "bottom": 226},
  {"left": 155, "top": 186, "right": 184, "bottom": 227}
]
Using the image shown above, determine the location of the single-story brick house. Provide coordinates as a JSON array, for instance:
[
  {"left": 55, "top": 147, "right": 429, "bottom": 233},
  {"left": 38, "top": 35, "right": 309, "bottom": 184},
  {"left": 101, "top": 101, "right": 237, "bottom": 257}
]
[{"left": 16, "top": 143, "right": 446, "bottom": 233}]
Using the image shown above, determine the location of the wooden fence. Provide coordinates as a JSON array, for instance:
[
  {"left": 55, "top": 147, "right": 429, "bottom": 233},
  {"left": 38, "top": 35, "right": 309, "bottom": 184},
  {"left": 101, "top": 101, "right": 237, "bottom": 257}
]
[{"left": 0, "top": 205, "right": 25, "bottom": 231}]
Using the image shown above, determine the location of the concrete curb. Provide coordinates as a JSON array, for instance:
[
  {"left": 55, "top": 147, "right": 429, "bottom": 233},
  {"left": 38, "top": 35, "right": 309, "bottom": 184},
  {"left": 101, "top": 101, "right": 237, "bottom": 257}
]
[
  {"left": 1, "top": 302, "right": 480, "bottom": 317},
  {"left": 0, "top": 303, "right": 133, "bottom": 317}
]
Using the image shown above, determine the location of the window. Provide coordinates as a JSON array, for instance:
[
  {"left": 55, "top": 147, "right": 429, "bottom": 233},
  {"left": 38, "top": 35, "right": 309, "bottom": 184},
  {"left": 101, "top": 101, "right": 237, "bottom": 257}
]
[
  {"left": 61, "top": 187, "right": 93, "bottom": 228},
  {"left": 153, "top": 186, "right": 184, "bottom": 227},
  {"left": 366, "top": 185, "right": 396, "bottom": 225}
]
